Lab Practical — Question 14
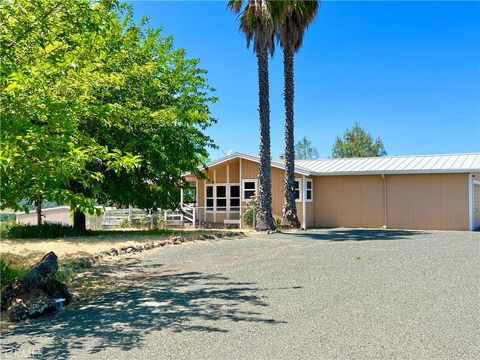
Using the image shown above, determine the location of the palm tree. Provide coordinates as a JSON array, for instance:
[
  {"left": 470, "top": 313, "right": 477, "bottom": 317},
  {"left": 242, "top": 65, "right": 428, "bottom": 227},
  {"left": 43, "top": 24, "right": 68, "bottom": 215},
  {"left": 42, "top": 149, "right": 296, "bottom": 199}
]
[
  {"left": 274, "top": 0, "right": 319, "bottom": 228},
  {"left": 228, "top": 0, "right": 276, "bottom": 231}
]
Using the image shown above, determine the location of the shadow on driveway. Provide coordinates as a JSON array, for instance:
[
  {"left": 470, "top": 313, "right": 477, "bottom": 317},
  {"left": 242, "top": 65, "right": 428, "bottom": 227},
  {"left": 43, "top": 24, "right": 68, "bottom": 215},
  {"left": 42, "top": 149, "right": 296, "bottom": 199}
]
[
  {"left": 285, "top": 229, "right": 429, "bottom": 242},
  {"left": 2, "top": 268, "right": 289, "bottom": 359}
]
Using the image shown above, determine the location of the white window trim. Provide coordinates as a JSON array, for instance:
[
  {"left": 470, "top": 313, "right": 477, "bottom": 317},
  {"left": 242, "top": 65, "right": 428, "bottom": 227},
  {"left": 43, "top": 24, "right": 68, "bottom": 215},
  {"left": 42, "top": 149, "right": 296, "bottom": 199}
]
[
  {"left": 229, "top": 184, "right": 241, "bottom": 212},
  {"left": 295, "top": 178, "right": 302, "bottom": 203},
  {"left": 215, "top": 183, "right": 228, "bottom": 213},
  {"left": 205, "top": 183, "right": 240, "bottom": 213},
  {"left": 205, "top": 183, "right": 215, "bottom": 213},
  {"left": 242, "top": 179, "right": 258, "bottom": 201},
  {"left": 305, "top": 179, "right": 313, "bottom": 202}
]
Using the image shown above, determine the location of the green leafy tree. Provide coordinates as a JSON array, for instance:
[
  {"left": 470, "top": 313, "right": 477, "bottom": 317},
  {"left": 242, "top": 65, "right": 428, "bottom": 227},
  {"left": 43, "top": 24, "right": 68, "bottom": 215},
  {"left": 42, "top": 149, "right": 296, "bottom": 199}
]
[
  {"left": 70, "top": 5, "right": 216, "bottom": 230},
  {"left": 295, "top": 136, "right": 319, "bottom": 160},
  {"left": 1, "top": 0, "right": 216, "bottom": 230},
  {"left": 272, "top": 0, "right": 319, "bottom": 228},
  {"left": 1, "top": 0, "right": 139, "bottom": 226},
  {"left": 331, "top": 123, "right": 387, "bottom": 158},
  {"left": 228, "top": 0, "right": 276, "bottom": 231}
]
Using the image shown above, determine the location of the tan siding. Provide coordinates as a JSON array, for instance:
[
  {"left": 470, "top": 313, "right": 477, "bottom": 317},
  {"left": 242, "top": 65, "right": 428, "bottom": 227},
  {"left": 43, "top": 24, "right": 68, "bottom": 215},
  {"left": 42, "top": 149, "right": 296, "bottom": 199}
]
[
  {"left": 386, "top": 173, "right": 469, "bottom": 230},
  {"left": 229, "top": 158, "right": 240, "bottom": 183},
  {"left": 241, "top": 159, "right": 259, "bottom": 180},
  {"left": 313, "top": 176, "right": 385, "bottom": 228},
  {"left": 215, "top": 165, "right": 227, "bottom": 183},
  {"left": 313, "top": 173, "right": 469, "bottom": 230}
]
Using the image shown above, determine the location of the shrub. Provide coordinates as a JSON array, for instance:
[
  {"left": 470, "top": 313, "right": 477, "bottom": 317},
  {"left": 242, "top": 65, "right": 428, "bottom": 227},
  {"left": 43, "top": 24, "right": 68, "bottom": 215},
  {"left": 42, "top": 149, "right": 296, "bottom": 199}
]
[
  {"left": 0, "top": 258, "right": 27, "bottom": 287},
  {"left": 242, "top": 199, "right": 257, "bottom": 227},
  {"left": 0, "top": 220, "right": 16, "bottom": 238},
  {"left": 119, "top": 218, "right": 131, "bottom": 229},
  {"left": 274, "top": 217, "right": 282, "bottom": 229},
  {"left": 5, "top": 222, "right": 87, "bottom": 239}
]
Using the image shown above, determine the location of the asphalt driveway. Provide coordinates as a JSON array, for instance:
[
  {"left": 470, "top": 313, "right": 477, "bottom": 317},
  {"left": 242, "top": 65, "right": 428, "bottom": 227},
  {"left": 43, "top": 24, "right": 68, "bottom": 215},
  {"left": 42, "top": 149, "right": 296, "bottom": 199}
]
[{"left": 1, "top": 229, "right": 479, "bottom": 359}]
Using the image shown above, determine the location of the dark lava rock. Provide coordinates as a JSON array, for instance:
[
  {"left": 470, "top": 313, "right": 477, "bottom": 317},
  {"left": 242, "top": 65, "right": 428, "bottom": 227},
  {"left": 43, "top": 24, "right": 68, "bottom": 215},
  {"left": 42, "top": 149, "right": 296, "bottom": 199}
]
[
  {"left": 1, "top": 252, "right": 72, "bottom": 321},
  {"left": 5, "top": 289, "right": 56, "bottom": 321}
]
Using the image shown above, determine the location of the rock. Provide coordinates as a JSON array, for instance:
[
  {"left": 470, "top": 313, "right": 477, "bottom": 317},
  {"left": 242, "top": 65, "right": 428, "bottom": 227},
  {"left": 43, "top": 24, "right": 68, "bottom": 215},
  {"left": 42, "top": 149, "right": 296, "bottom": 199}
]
[
  {"left": 42, "top": 279, "right": 73, "bottom": 305},
  {"left": 22, "top": 252, "right": 58, "bottom": 290},
  {"left": 1, "top": 252, "right": 72, "bottom": 320},
  {"left": 171, "top": 236, "right": 185, "bottom": 245},
  {"left": 6, "top": 289, "right": 56, "bottom": 321},
  {"left": 106, "top": 248, "right": 118, "bottom": 256}
]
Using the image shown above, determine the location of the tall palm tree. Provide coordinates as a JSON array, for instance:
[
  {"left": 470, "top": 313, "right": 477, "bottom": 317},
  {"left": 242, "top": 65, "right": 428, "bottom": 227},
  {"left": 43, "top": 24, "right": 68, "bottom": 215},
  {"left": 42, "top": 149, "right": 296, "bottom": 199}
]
[
  {"left": 228, "top": 0, "right": 276, "bottom": 231},
  {"left": 274, "top": 0, "right": 319, "bottom": 228}
]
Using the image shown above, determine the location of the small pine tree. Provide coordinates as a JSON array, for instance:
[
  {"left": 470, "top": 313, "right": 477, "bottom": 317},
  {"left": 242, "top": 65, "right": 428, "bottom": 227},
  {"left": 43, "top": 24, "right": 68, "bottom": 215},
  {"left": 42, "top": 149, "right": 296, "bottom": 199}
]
[{"left": 331, "top": 123, "right": 387, "bottom": 158}]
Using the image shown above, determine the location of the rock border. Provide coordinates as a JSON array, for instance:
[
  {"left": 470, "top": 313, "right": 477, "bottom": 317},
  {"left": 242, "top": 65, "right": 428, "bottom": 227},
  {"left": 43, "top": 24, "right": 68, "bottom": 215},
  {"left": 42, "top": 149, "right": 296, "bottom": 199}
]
[{"left": 91, "top": 231, "right": 245, "bottom": 262}]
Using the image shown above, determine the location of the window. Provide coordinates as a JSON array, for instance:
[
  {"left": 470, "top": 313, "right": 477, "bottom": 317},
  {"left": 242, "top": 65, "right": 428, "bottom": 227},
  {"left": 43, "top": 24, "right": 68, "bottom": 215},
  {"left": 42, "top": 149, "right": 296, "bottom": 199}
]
[
  {"left": 230, "top": 185, "right": 240, "bottom": 211},
  {"left": 205, "top": 183, "right": 240, "bottom": 212},
  {"left": 242, "top": 179, "right": 257, "bottom": 201},
  {"left": 216, "top": 185, "right": 227, "bottom": 211},
  {"left": 306, "top": 179, "right": 313, "bottom": 202},
  {"left": 206, "top": 185, "right": 214, "bottom": 211},
  {"left": 294, "top": 179, "right": 301, "bottom": 201}
]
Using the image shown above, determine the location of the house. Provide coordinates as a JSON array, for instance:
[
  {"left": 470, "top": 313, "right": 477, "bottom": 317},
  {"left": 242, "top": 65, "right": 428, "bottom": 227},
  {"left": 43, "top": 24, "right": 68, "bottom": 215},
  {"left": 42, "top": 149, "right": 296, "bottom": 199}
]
[{"left": 183, "top": 152, "right": 480, "bottom": 231}]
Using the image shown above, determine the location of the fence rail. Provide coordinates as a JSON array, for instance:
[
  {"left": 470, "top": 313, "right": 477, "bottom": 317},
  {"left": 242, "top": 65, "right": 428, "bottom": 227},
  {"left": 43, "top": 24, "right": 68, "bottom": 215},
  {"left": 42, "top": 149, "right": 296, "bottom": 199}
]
[{"left": 99, "top": 204, "right": 256, "bottom": 229}]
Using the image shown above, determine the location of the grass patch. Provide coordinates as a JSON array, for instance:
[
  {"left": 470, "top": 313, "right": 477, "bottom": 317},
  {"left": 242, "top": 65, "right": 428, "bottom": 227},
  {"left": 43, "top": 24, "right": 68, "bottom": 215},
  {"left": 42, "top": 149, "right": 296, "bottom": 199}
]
[{"left": 0, "top": 256, "right": 28, "bottom": 287}]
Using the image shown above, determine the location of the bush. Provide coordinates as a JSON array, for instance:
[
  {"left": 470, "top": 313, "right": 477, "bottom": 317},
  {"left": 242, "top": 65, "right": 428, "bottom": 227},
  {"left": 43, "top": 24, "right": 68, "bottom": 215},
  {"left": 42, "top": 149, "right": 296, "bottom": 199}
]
[
  {"left": 0, "top": 258, "right": 27, "bottom": 287},
  {"left": 242, "top": 199, "right": 257, "bottom": 227},
  {"left": 5, "top": 222, "right": 87, "bottom": 239}
]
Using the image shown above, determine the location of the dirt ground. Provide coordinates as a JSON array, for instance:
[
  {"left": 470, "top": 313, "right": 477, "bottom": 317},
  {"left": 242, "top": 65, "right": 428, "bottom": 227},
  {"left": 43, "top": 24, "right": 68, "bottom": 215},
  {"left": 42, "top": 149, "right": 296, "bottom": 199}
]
[{"left": 0, "top": 229, "right": 245, "bottom": 263}]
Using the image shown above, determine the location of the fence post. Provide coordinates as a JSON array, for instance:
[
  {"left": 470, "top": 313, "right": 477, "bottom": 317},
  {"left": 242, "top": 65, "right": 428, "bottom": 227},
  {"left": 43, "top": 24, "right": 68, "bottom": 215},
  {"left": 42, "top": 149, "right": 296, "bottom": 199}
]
[{"left": 192, "top": 208, "right": 196, "bottom": 230}]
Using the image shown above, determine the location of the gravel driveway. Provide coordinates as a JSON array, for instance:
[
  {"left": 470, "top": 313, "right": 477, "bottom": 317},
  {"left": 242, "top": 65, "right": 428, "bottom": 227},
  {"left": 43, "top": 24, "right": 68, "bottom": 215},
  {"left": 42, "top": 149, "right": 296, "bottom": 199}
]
[{"left": 1, "top": 229, "right": 479, "bottom": 359}]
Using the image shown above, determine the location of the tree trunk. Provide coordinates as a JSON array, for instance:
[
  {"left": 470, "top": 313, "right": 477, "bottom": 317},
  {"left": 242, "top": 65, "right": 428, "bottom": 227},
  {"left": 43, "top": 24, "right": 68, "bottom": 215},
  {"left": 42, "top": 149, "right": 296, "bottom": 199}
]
[
  {"left": 281, "top": 47, "right": 301, "bottom": 228},
  {"left": 255, "top": 50, "right": 275, "bottom": 231},
  {"left": 35, "top": 200, "right": 42, "bottom": 226},
  {"left": 73, "top": 211, "right": 86, "bottom": 233}
]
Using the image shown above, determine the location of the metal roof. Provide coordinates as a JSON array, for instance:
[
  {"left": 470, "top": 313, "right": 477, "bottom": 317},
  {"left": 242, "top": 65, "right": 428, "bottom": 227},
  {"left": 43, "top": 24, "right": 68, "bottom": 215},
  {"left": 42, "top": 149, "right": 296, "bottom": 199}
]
[
  {"left": 296, "top": 153, "right": 480, "bottom": 175},
  {"left": 188, "top": 152, "right": 480, "bottom": 177}
]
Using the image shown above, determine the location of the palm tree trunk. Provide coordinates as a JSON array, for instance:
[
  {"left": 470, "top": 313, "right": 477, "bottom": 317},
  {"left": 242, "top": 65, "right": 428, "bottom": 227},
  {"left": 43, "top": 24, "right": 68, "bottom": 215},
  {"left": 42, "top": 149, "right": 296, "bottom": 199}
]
[
  {"left": 35, "top": 200, "right": 42, "bottom": 226},
  {"left": 255, "top": 49, "right": 275, "bottom": 231},
  {"left": 281, "top": 47, "right": 301, "bottom": 228}
]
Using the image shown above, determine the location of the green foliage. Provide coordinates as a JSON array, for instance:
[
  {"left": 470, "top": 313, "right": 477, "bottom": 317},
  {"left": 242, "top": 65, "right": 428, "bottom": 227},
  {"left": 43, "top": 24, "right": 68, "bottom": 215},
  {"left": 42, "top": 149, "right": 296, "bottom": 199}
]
[
  {"left": 1, "top": 0, "right": 216, "bottom": 216},
  {"left": 274, "top": 217, "right": 282, "bottom": 229},
  {"left": 0, "top": 219, "right": 16, "bottom": 238},
  {"left": 119, "top": 218, "right": 131, "bottom": 229},
  {"left": 331, "top": 123, "right": 387, "bottom": 158},
  {"left": 0, "top": 258, "right": 27, "bottom": 286},
  {"left": 5, "top": 223, "right": 86, "bottom": 239},
  {"left": 271, "top": 0, "right": 320, "bottom": 53},
  {"left": 295, "top": 136, "right": 319, "bottom": 160},
  {"left": 242, "top": 199, "right": 257, "bottom": 226}
]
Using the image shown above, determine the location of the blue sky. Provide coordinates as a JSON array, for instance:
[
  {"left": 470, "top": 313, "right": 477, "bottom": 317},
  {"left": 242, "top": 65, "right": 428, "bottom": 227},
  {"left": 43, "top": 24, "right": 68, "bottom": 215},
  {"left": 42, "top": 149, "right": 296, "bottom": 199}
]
[{"left": 129, "top": 1, "right": 480, "bottom": 159}]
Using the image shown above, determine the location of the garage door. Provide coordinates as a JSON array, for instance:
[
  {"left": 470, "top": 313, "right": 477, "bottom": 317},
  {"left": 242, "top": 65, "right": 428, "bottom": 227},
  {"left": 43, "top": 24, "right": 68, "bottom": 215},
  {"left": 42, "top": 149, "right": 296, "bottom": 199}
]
[{"left": 474, "top": 184, "right": 480, "bottom": 230}]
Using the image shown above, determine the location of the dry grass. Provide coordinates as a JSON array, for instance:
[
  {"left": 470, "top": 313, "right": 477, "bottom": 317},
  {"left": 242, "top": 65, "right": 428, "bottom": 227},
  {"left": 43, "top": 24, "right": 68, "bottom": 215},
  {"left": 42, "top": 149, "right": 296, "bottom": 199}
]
[{"left": 0, "top": 229, "right": 246, "bottom": 263}]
